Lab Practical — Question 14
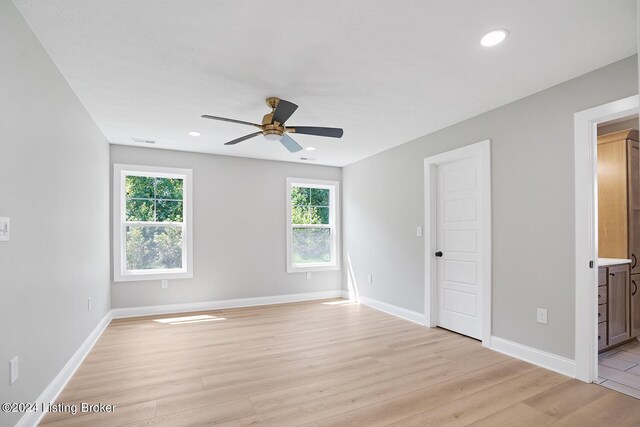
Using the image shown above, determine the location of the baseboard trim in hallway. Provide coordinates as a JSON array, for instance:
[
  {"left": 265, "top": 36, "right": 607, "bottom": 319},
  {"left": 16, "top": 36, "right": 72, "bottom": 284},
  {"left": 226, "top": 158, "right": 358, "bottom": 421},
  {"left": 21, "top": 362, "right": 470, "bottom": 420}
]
[
  {"left": 490, "top": 336, "right": 576, "bottom": 378},
  {"left": 358, "top": 295, "right": 427, "bottom": 326}
]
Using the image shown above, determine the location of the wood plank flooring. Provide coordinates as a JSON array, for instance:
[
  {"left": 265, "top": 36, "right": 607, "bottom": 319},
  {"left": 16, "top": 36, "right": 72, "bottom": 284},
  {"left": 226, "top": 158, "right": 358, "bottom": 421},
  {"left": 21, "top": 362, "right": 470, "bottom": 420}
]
[{"left": 40, "top": 299, "right": 640, "bottom": 426}]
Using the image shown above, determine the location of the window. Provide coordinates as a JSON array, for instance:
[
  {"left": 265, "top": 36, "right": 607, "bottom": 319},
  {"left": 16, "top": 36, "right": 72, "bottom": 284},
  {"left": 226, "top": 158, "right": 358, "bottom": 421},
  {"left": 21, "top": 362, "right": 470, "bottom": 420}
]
[
  {"left": 113, "top": 164, "right": 193, "bottom": 281},
  {"left": 286, "top": 178, "right": 340, "bottom": 272}
]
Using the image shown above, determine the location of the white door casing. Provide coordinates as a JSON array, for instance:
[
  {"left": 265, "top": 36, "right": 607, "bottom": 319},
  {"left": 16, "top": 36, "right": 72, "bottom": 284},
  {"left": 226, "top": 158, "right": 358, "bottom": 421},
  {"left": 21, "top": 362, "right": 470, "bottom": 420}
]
[
  {"left": 574, "top": 95, "right": 639, "bottom": 383},
  {"left": 424, "top": 140, "right": 492, "bottom": 346}
]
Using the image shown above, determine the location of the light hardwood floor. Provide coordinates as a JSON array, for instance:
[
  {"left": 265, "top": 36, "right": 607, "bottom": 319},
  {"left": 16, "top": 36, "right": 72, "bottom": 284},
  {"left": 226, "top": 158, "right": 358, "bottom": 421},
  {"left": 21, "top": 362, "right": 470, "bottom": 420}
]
[{"left": 41, "top": 299, "right": 640, "bottom": 426}]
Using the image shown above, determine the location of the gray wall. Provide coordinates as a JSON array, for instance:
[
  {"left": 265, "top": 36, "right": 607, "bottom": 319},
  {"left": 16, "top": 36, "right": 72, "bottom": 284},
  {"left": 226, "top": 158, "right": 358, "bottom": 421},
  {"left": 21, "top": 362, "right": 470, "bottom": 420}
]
[
  {"left": 110, "top": 146, "right": 342, "bottom": 308},
  {"left": 343, "top": 55, "right": 638, "bottom": 359},
  {"left": 0, "top": 1, "right": 111, "bottom": 425}
]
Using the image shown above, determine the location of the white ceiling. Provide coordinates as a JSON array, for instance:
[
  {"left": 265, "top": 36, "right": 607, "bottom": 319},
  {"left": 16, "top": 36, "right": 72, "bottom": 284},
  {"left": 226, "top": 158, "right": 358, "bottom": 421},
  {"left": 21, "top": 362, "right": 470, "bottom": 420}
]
[{"left": 13, "top": 0, "right": 638, "bottom": 167}]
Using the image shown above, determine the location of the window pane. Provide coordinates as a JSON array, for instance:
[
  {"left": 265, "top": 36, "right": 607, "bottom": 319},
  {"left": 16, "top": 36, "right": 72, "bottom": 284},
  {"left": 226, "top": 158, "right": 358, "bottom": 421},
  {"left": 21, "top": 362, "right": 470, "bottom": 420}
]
[
  {"left": 310, "top": 206, "right": 330, "bottom": 224},
  {"left": 126, "top": 226, "right": 183, "bottom": 270},
  {"left": 291, "top": 186, "right": 310, "bottom": 206},
  {"left": 126, "top": 199, "right": 154, "bottom": 221},
  {"left": 157, "top": 200, "right": 183, "bottom": 222},
  {"left": 310, "top": 188, "right": 330, "bottom": 206},
  {"left": 156, "top": 178, "right": 183, "bottom": 200},
  {"left": 292, "top": 227, "right": 331, "bottom": 264},
  {"left": 126, "top": 176, "right": 154, "bottom": 199},
  {"left": 291, "top": 205, "right": 310, "bottom": 224}
]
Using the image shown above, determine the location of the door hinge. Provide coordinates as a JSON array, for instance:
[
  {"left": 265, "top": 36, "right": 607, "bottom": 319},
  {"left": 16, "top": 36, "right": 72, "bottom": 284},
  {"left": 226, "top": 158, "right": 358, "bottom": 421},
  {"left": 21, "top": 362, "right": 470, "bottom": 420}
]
[{"left": 589, "top": 260, "right": 594, "bottom": 268}]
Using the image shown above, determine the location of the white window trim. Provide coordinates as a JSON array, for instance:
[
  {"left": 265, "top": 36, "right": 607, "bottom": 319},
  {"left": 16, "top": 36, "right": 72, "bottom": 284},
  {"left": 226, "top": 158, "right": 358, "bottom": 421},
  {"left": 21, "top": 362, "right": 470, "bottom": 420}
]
[
  {"left": 286, "top": 177, "right": 340, "bottom": 273},
  {"left": 113, "top": 164, "right": 193, "bottom": 282}
]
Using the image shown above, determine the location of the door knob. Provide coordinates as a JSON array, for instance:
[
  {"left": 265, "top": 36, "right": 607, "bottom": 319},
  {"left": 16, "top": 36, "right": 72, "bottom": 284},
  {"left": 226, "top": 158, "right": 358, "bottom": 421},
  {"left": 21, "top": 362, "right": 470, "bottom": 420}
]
[{"left": 435, "top": 251, "right": 443, "bottom": 257}]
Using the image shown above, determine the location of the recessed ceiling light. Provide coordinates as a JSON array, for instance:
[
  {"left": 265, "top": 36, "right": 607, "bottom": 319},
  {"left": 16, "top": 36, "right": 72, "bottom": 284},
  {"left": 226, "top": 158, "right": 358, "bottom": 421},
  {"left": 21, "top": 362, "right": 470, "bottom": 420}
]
[
  {"left": 304, "top": 146, "right": 316, "bottom": 151},
  {"left": 188, "top": 131, "right": 201, "bottom": 137},
  {"left": 480, "top": 29, "right": 508, "bottom": 47}
]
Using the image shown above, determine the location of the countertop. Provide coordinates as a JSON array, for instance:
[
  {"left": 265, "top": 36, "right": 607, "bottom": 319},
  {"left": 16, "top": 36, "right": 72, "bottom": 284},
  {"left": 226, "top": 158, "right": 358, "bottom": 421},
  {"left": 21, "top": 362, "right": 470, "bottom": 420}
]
[{"left": 598, "top": 258, "right": 632, "bottom": 267}]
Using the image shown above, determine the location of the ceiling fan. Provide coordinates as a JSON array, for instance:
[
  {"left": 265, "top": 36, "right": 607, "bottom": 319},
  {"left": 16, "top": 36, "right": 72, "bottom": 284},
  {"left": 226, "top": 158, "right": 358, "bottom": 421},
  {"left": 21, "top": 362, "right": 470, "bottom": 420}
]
[{"left": 201, "top": 97, "right": 343, "bottom": 153}]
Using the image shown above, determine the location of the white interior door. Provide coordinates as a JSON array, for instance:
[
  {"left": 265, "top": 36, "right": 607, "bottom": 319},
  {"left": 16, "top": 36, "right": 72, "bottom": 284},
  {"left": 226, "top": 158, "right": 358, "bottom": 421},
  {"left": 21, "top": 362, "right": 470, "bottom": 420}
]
[{"left": 435, "top": 157, "right": 483, "bottom": 339}]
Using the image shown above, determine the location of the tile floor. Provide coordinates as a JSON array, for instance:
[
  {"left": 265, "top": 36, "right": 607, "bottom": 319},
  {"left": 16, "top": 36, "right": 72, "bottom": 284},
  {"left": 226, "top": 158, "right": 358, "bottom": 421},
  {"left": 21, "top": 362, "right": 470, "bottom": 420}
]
[{"left": 598, "top": 339, "right": 640, "bottom": 399}]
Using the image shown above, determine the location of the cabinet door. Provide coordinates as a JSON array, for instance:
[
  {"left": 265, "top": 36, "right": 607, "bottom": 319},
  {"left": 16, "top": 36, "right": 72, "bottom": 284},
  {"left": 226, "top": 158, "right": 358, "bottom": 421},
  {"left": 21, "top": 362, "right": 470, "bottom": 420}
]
[
  {"left": 631, "top": 274, "right": 640, "bottom": 337},
  {"left": 598, "top": 140, "right": 628, "bottom": 258},
  {"left": 628, "top": 140, "right": 640, "bottom": 274},
  {"left": 608, "top": 265, "right": 631, "bottom": 345}
]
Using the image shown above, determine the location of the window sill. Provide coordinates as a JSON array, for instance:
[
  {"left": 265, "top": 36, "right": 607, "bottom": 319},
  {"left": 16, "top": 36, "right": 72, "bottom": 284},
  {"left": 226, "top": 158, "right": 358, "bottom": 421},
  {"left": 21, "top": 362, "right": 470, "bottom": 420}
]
[
  {"left": 114, "top": 271, "right": 193, "bottom": 282},
  {"left": 287, "top": 264, "right": 341, "bottom": 274}
]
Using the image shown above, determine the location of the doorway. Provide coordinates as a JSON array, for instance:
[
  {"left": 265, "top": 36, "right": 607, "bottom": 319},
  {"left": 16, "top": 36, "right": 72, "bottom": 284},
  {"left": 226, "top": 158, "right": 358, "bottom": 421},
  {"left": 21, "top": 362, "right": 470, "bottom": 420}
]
[
  {"left": 424, "top": 140, "right": 492, "bottom": 346},
  {"left": 574, "top": 95, "right": 640, "bottom": 387}
]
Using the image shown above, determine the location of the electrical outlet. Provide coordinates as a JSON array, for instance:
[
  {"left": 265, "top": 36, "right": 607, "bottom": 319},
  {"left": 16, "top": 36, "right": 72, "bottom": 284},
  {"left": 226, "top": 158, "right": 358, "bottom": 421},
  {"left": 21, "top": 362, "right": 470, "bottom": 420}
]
[
  {"left": 0, "top": 217, "right": 9, "bottom": 242},
  {"left": 416, "top": 226, "right": 423, "bottom": 237},
  {"left": 10, "top": 357, "right": 18, "bottom": 385},
  {"left": 537, "top": 308, "right": 548, "bottom": 324},
  {"left": 161, "top": 280, "right": 168, "bottom": 289},
  {"left": 87, "top": 297, "right": 92, "bottom": 311},
  {"left": 306, "top": 272, "right": 311, "bottom": 280},
  {"left": 367, "top": 274, "right": 373, "bottom": 284}
]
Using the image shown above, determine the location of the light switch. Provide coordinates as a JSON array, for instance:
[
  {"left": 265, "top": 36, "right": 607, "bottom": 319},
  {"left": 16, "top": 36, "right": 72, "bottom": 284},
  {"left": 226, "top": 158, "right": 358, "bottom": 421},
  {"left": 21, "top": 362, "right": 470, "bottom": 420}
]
[
  {"left": 0, "top": 218, "right": 9, "bottom": 242},
  {"left": 416, "top": 226, "right": 423, "bottom": 237}
]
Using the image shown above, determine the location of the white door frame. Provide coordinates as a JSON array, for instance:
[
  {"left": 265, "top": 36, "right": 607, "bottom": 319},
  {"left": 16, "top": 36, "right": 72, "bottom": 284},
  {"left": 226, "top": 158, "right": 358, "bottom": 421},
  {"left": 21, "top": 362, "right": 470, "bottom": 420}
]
[
  {"left": 574, "top": 94, "right": 639, "bottom": 383},
  {"left": 424, "top": 139, "right": 492, "bottom": 347}
]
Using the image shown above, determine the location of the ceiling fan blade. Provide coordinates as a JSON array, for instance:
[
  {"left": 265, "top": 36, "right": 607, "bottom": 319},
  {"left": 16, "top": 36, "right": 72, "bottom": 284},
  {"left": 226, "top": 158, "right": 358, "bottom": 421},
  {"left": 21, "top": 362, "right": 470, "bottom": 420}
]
[
  {"left": 224, "top": 131, "right": 262, "bottom": 145},
  {"left": 289, "top": 126, "right": 343, "bottom": 138},
  {"left": 202, "top": 115, "right": 262, "bottom": 128},
  {"left": 280, "top": 133, "right": 303, "bottom": 153},
  {"left": 272, "top": 100, "right": 298, "bottom": 124}
]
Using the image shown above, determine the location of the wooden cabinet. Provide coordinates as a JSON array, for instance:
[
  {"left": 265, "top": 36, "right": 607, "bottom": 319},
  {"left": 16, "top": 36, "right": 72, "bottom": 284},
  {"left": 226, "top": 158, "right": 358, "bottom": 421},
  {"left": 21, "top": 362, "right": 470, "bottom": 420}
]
[
  {"left": 597, "top": 129, "right": 640, "bottom": 352},
  {"left": 631, "top": 275, "right": 640, "bottom": 337},
  {"left": 598, "top": 264, "right": 635, "bottom": 352},
  {"left": 598, "top": 266, "right": 610, "bottom": 351},
  {"left": 598, "top": 129, "right": 640, "bottom": 272},
  {"left": 607, "top": 264, "right": 631, "bottom": 346}
]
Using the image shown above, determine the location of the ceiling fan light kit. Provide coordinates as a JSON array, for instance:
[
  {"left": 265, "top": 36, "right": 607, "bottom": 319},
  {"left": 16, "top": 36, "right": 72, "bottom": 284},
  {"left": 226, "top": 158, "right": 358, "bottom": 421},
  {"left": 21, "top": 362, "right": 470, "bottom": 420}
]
[{"left": 201, "top": 97, "right": 343, "bottom": 154}]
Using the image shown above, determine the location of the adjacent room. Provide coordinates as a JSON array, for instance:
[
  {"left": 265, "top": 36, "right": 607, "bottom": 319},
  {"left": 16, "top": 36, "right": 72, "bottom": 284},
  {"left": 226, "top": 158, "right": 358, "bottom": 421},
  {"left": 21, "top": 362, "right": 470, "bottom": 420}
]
[{"left": 2, "top": 0, "right": 640, "bottom": 426}]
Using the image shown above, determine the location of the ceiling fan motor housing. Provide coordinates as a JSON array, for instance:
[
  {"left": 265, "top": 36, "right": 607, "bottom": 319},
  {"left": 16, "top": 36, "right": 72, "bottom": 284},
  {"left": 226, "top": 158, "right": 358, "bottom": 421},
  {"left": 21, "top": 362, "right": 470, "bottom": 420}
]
[{"left": 263, "top": 124, "right": 284, "bottom": 141}]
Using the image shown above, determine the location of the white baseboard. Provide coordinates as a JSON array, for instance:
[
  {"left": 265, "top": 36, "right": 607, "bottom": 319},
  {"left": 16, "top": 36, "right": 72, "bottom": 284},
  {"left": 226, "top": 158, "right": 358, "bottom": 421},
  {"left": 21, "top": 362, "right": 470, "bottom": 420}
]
[
  {"left": 111, "top": 290, "right": 347, "bottom": 319},
  {"left": 490, "top": 336, "right": 576, "bottom": 378},
  {"left": 358, "top": 296, "right": 426, "bottom": 326},
  {"left": 16, "top": 311, "right": 113, "bottom": 427}
]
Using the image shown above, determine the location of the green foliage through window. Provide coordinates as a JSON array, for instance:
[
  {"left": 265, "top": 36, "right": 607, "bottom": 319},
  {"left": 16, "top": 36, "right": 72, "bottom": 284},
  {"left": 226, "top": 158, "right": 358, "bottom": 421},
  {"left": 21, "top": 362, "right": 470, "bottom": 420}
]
[
  {"left": 291, "top": 187, "right": 330, "bottom": 225},
  {"left": 125, "top": 174, "right": 185, "bottom": 271},
  {"left": 290, "top": 185, "right": 332, "bottom": 265},
  {"left": 126, "top": 176, "right": 183, "bottom": 222},
  {"left": 126, "top": 226, "right": 183, "bottom": 270}
]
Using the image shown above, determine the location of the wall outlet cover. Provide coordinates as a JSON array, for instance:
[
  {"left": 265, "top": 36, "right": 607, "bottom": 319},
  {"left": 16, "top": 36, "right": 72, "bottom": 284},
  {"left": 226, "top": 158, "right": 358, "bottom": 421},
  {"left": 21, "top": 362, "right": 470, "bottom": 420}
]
[
  {"left": 10, "top": 356, "right": 18, "bottom": 385},
  {"left": 0, "top": 217, "right": 9, "bottom": 242},
  {"left": 537, "top": 308, "right": 548, "bottom": 324}
]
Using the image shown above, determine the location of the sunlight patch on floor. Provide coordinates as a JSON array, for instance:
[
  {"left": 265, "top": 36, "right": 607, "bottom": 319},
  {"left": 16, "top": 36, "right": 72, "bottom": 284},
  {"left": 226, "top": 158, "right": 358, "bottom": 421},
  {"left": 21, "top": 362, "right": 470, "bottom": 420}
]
[
  {"left": 153, "top": 314, "right": 227, "bottom": 325},
  {"left": 322, "top": 300, "right": 358, "bottom": 306}
]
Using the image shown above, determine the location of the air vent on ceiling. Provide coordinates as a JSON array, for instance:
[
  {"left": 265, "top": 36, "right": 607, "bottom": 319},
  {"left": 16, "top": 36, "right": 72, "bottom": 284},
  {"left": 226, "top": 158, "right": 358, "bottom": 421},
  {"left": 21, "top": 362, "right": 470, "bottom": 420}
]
[{"left": 133, "top": 138, "right": 156, "bottom": 144}]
